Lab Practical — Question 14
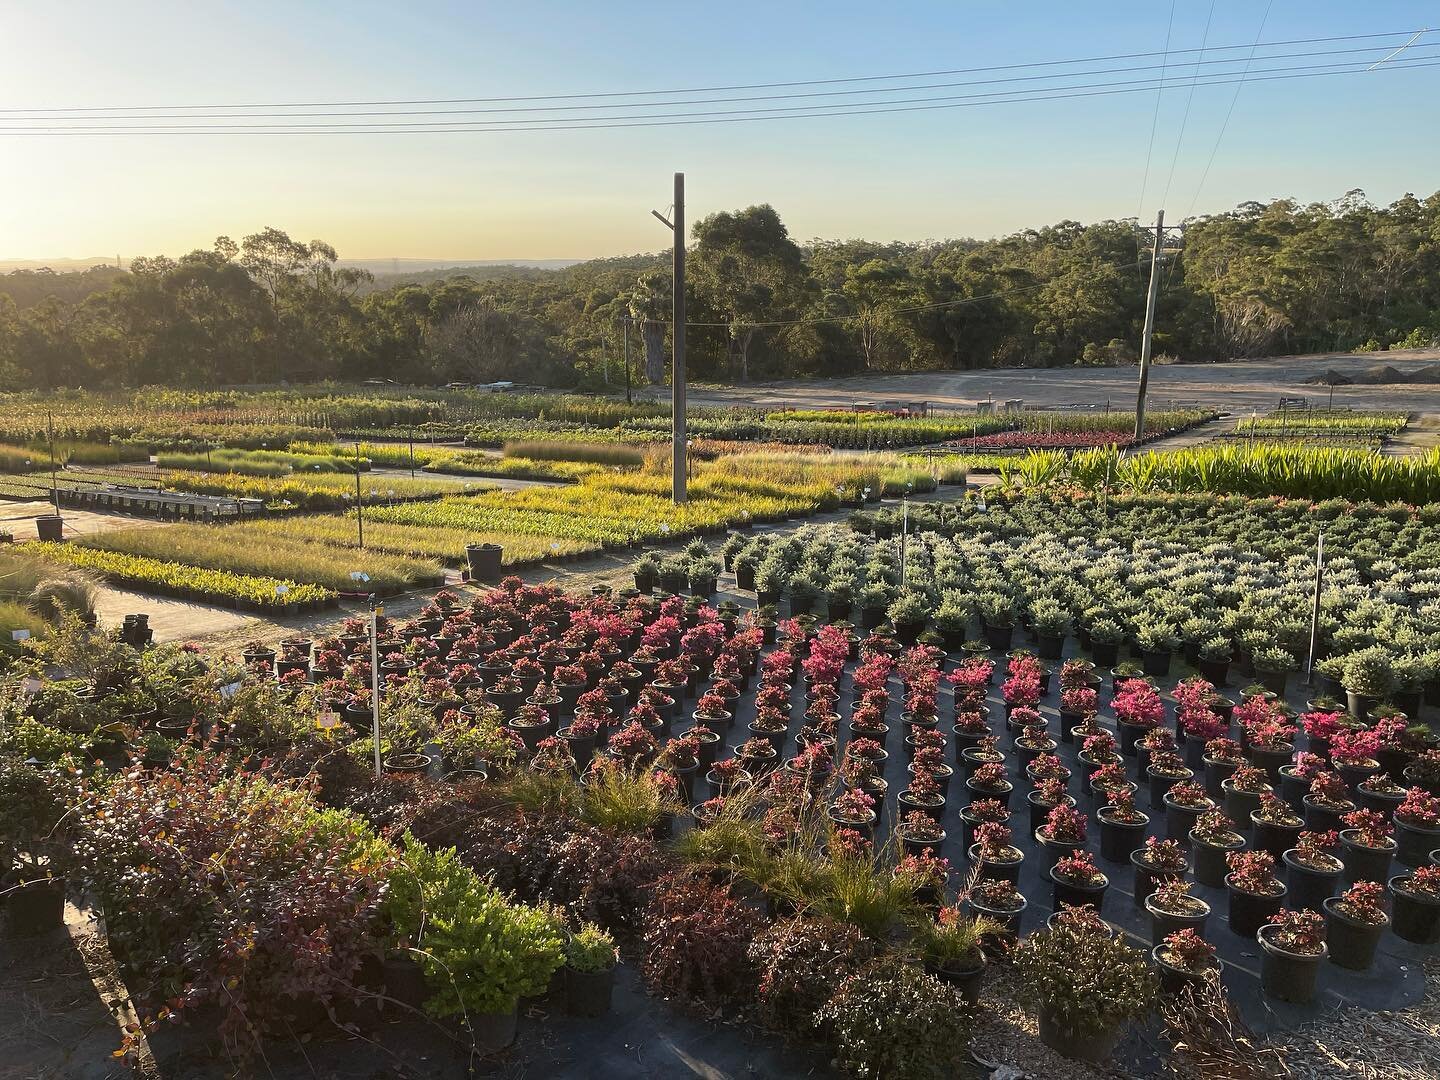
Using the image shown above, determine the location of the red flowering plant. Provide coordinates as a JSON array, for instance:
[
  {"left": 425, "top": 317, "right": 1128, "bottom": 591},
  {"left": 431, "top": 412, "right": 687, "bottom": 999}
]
[
  {"left": 1291, "top": 829, "right": 1342, "bottom": 871},
  {"left": 532, "top": 735, "right": 576, "bottom": 773},
  {"left": 1265, "top": 909, "right": 1326, "bottom": 955},
  {"left": 1034, "top": 777, "right": 1069, "bottom": 808},
  {"left": 961, "top": 800, "right": 1008, "bottom": 823},
  {"left": 1060, "top": 687, "right": 1099, "bottom": 716},
  {"left": 1396, "top": 788, "right": 1440, "bottom": 828},
  {"left": 1103, "top": 787, "right": 1147, "bottom": 823},
  {"left": 1150, "top": 879, "right": 1207, "bottom": 917},
  {"left": 1139, "top": 727, "right": 1177, "bottom": 753},
  {"left": 694, "top": 692, "right": 732, "bottom": 720},
  {"left": 898, "top": 817, "right": 944, "bottom": 852},
  {"left": 1081, "top": 731, "right": 1121, "bottom": 764},
  {"left": 906, "top": 768, "right": 945, "bottom": 805},
  {"left": 1227, "top": 764, "right": 1272, "bottom": 794},
  {"left": 1008, "top": 705, "right": 1043, "bottom": 729},
  {"left": 1301, "top": 710, "right": 1347, "bottom": 742},
  {"left": 968, "top": 762, "right": 1010, "bottom": 793},
  {"left": 1138, "top": 836, "right": 1188, "bottom": 872},
  {"left": 912, "top": 746, "right": 948, "bottom": 780},
  {"left": 1307, "top": 770, "right": 1355, "bottom": 808},
  {"left": 641, "top": 615, "right": 681, "bottom": 651},
  {"left": 1052, "top": 850, "right": 1106, "bottom": 886},
  {"left": 1113, "top": 682, "right": 1164, "bottom": 728},
  {"left": 1226, "top": 850, "right": 1283, "bottom": 895},
  {"left": 1371, "top": 716, "right": 1410, "bottom": 751},
  {"left": 801, "top": 642, "right": 848, "bottom": 687},
  {"left": 1002, "top": 670, "right": 1042, "bottom": 708},
  {"left": 1193, "top": 809, "right": 1241, "bottom": 846},
  {"left": 955, "top": 710, "right": 990, "bottom": 735},
  {"left": 1204, "top": 737, "right": 1244, "bottom": 764},
  {"left": 972, "top": 878, "right": 1024, "bottom": 911},
  {"left": 1166, "top": 781, "right": 1212, "bottom": 809},
  {"left": 1041, "top": 804, "right": 1088, "bottom": 844},
  {"left": 658, "top": 733, "right": 702, "bottom": 771},
  {"left": 1090, "top": 762, "right": 1131, "bottom": 793},
  {"left": 1179, "top": 709, "right": 1226, "bottom": 744},
  {"left": 1333, "top": 881, "right": 1389, "bottom": 925},
  {"left": 831, "top": 787, "right": 877, "bottom": 825},
  {"left": 788, "top": 742, "right": 834, "bottom": 789},
  {"left": 654, "top": 658, "right": 691, "bottom": 686},
  {"left": 975, "top": 822, "right": 1021, "bottom": 861},
  {"left": 970, "top": 735, "right": 1003, "bottom": 763},
  {"left": 552, "top": 663, "right": 588, "bottom": 687},
  {"left": 565, "top": 713, "right": 602, "bottom": 739},
  {"left": 911, "top": 727, "right": 946, "bottom": 754},
  {"left": 1411, "top": 750, "right": 1440, "bottom": 787},
  {"left": 896, "top": 850, "right": 951, "bottom": 890},
  {"left": 904, "top": 681, "right": 940, "bottom": 719},
  {"left": 948, "top": 656, "right": 993, "bottom": 700},
  {"left": 830, "top": 827, "right": 873, "bottom": 861},
  {"left": 1342, "top": 808, "right": 1395, "bottom": 849},
  {"left": 1331, "top": 728, "right": 1382, "bottom": 768},
  {"left": 1160, "top": 928, "right": 1217, "bottom": 973},
  {"left": 607, "top": 720, "right": 658, "bottom": 763},
  {"left": 1149, "top": 751, "right": 1190, "bottom": 779},
  {"left": 1172, "top": 676, "right": 1216, "bottom": 712},
  {"left": 1399, "top": 866, "right": 1440, "bottom": 900},
  {"left": 1028, "top": 753, "right": 1068, "bottom": 781},
  {"left": 708, "top": 757, "right": 748, "bottom": 786},
  {"left": 1290, "top": 752, "right": 1328, "bottom": 780},
  {"left": 1248, "top": 719, "right": 1299, "bottom": 753},
  {"left": 849, "top": 658, "right": 891, "bottom": 695},
  {"left": 761, "top": 648, "right": 797, "bottom": 681},
  {"left": 755, "top": 685, "right": 792, "bottom": 713},
  {"left": 1059, "top": 659, "right": 1094, "bottom": 690}
]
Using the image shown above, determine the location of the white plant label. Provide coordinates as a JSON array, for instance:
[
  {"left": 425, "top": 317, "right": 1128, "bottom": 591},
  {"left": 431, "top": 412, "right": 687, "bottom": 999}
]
[
  {"left": 220, "top": 681, "right": 243, "bottom": 700},
  {"left": 10, "top": 629, "right": 30, "bottom": 641}
]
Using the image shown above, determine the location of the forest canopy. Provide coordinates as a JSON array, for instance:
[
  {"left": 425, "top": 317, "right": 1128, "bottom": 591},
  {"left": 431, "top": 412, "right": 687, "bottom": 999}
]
[{"left": 0, "top": 189, "right": 1436, "bottom": 390}]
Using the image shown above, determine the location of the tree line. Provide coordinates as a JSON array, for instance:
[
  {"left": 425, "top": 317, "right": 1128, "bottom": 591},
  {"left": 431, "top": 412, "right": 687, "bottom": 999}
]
[{"left": 1, "top": 189, "right": 1436, "bottom": 390}]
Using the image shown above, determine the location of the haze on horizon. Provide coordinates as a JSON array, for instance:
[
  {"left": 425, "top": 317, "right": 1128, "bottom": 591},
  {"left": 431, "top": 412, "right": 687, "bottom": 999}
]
[{"left": 1, "top": 0, "right": 1437, "bottom": 265}]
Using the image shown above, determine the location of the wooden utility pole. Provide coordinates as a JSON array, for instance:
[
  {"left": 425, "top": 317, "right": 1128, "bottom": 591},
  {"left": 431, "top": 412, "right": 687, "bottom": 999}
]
[
  {"left": 1133, "top": 210, "right": 1165, "bottom": 441},
  {"left": 652, "top": 172, "right": 687, "bottom": 503}
]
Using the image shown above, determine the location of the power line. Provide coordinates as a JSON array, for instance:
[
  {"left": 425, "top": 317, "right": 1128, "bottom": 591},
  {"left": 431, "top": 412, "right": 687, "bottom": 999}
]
[
  {"left": 1184, "top": 0, "right": 1276, "bottom": 222},
  {"left": 0, "top": 28, "right": 1428, "bottom": 114},
  {"left": 0, "top": 42, "right": 1417, "bottom": 122},
  {"left": 1160, "top": 0, "right": 1218, "bottom": 210},
  {"left": 1135, "top": 0, "right": 1178, "bottom": 276},
  {"left": 4, "top": 56, "right": 1436, "bottom": 135}
]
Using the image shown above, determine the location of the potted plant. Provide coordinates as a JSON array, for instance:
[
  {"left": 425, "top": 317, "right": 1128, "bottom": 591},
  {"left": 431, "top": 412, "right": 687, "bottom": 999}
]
[
  {"left": 1152, "top": 928, "right": 1222, "bottom": 995},
  {"left": 1304, "top": 770, "right": 1357, "bottom": 832},
  {"left": 1030, "top": 598, "right": 1072, "bottom": 661},
  {"left": 829, "top": 787, "right": 878, "bottom": 838},
  {"left": 968, "top": 876, "right": 1027, "bottom": 936},
  {"left": 887, "top": 590, "right": 929, "bottom": 646},
  {"left": 1146, "top": 878, "right": 1211, "bottom": 941},
  {"left": 958, "top": 797, "right": 1009, "bottom": 853},
  {"left": 1390, "top": 865, "right": 1440, "bottom": 944},
  {"left": 1012, "top": 918, "right": 1157, "bottom": 1065},
  {"left": 1323, "top": 881, "right": 1389, "bottom": 971},
  {"left": 1196, "top": 636, "right": 1233, "bottom": 687},
  {"left": 1343, "top": 646, "right": 1394, "bottom": 723},
  {"left": 1146, "top": 751, "right": 1194, "bottom": 812},
  {"left": 1034, "top": 803, "right": 1088, "bottom": 874},
  {"left": 1252, "top": 646, "right": 1296, "bottom": 697},
  {"left": 1221, "top": 764, "right": 1272, "bottom": 832},
  {"left": 1049, "top": 850, "right": 1109, "bottom": 913},
  {"left": 912, "top": 905, "right": 999, "bottom": 1005},
  {"left": 970, "top": 821, "right": 1024, "bottom": 883},
  {"left": 1225, "top": 849, "right": 1286, "bottom": 938},
  {"left": 1257, "top": 909, "right": 1327, "bottom": 1004},
  {"left": 1279, "top": 751, "right": 1326, "bottom": 810},
  {"left": 1405, "top": 748, "right": 1440, "bottom": 797},
  {"left": 1392, "top": 787, "right": 1440, "bottom": 868},
  {"left": 1283, "top": 829, "right": 1345, "bottom": 913},
  {"left": 1202, "top": 736, "right": 1245, "bottom": 800},
  {"left": 964, "top": 761, "right": 1013, "bottom": 811},
  {"left": 563, "top": 922, "right": 618, "bottom": 1018},
  {"left": 1251, "top": 792, "right": 1305, "bottom": 862},
  {"left": 1135, "top": 621, "right": 1178, "bottom": 678},
  {"left": 1339, "top": 808, "right": 1396, "bottom": 885},
  {"left": 1131, "top": 836, "right": 1188, "bottom": 911},
  {"left": 1086, "top": 618, "right": 1124, "bottom": 667},
  {"left": 1161, "top": 780, "right": 1214, "bottom": 849},
  {"left": 1096, "top": 788, "right": 1150, "bottom": 864}
]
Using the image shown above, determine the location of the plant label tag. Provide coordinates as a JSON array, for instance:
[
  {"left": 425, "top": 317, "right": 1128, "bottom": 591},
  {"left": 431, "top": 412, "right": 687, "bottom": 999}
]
[
  {"left": 21, "top": 677, "right": 43, "bottom": 697},
  {"left": 220, "top": 681, "right": 243, "bottom": 700},
  {"left": 10, "top": 629, "right": 30, "bottom": 641},
  {"left": 317, "top": 712, "right": 342, "bottom": 730},
  {"left": 274, "top": 584, "right": 289, "bottom": 596}
]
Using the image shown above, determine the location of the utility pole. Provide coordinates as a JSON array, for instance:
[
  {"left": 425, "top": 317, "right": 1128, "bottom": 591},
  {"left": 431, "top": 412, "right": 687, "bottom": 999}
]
[
  {"left": 1133, "top": 210, "right": 1166, "bottom": 441},
  {"left": 47, "top": 411, "right": 59, "bottom": 517},
  {"left": 651, "top": 172, "right": 686, "bottom": 503}
]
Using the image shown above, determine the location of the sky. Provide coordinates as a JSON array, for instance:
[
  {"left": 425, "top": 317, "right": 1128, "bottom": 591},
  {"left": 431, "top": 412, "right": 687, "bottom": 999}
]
[{"left": 0, "top": 1, "right": 1437, "bottom": 263}]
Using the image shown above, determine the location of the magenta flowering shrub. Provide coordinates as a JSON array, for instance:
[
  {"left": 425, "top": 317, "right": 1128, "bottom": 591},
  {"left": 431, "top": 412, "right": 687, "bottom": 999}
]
[{"left": 1113, "top": 682, "right": 1164, "bottom": 728}]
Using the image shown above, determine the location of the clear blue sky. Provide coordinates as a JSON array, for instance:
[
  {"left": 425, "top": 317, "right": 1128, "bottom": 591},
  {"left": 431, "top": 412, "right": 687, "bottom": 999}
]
[{"left": 0, "top": 1, "right": 1435, "bottom": 261}]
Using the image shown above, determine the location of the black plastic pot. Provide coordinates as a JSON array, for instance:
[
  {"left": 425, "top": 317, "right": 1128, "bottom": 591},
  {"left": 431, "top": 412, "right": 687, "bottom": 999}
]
[
  {"left": 1258, "top": 926, "right": 1325, "bottom": 1003},
  {"left": 1340, "top": 831, "right": 1395, "bottom": 886},
  {"left": 1164, "top": 796, "right": 1211, "bottom": 848},
  {"left": 5, "top": 877, "right": 63, "bottom": 935},
  {"left": 1283, "top": 849, "right": 1343, "bottom": 913},
  {"left": 897, "top": 827, "right": 946, "bottom": 858},
  {"left": 1226, "top": 879, "right": 1285, "bottom": 939},
  {"left": 1279, "top": 767, "right": 1311, "bottom": 812},
  {"left": 1394, "top": 816, "right": 1440, "bottom": 869},
  {"left": 565, "top": 965, "right": 615, "bottom": 1018},
  {"left": 1034, "top": 830, "right": 1084, "bottom": 875},
  {"left": 970, "top": 845, "right": 1024, "bottom": 884},
  {"left": 1222, "top": 781, "right": 1266, "bottom": 832},
  {"left": 1252, "top": 815, "right": 1304, "bottom": 862},
  {"left": 1205, "top": 757, "right": 1239, "bottom": 801},
  {"left": 1390, "top": 876, "right": 1440, "bottom": 943},
  {"left": 1323, "top": 899, "right": 1386, "bottom": 971},
  {"left": 465, "top": 542, "right": 503, "bottom": 584},
  {"left": 1131, "top": 850, "right": 1186, "bottom": 910},
  {"left": 931, "top": 958, "right": 986, "bottom": 1005},
  {"left": 1152, "top": 946, "right": 1223, "bottom": 996},
  {"left": 1145, "top": 894, "right": 1211, "bottom": 941},
  {"left": 1097, "top": 810, "right": 1150, "bottom": 864},
  {"left": 969, "top": 895, "right": 1026, "bottom": 937},
  {"left": 1303, "top": 796, "right": 1351, "bottom": 833},
  {"left": 1048, "top": 866, "right": 1109, "bottom": 914}
]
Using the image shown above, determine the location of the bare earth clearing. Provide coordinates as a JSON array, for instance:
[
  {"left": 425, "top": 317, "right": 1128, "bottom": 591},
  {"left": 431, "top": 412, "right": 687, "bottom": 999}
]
[{"left": 688, "top": 349, "right": 1440, "bottom": 414}]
